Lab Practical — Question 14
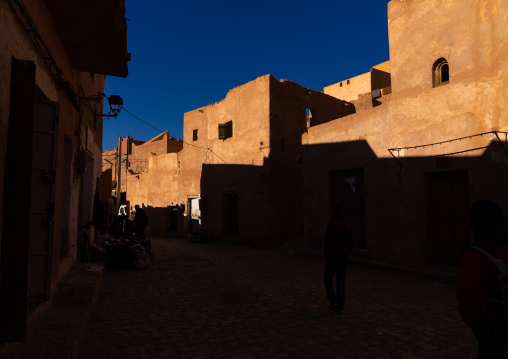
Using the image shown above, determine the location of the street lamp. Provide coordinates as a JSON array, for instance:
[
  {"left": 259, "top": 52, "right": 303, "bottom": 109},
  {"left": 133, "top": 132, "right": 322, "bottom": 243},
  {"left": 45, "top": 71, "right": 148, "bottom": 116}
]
[
  {"left": 96, "top": 94, "right": 123, "bottom": 118},
  {"left": 80, "top": 92, "right": 124, "bottom": 118}
]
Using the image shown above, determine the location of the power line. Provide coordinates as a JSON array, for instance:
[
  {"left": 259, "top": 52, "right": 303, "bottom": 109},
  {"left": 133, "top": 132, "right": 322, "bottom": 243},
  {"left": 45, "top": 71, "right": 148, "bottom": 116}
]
[
  {"left": 121, "top": 106, "right": 164, "bottom": 133},
  {"left": 209, "top": 149, "right": 227, "bottom": 164},
  {"left": 114, "top": 107, "right": 227, "bottom": 164}
]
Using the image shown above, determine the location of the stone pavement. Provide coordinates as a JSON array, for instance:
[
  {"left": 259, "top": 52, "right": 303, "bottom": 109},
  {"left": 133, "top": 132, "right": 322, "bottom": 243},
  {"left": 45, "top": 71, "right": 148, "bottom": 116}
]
[{"left": 74, "top": 237, "right": 476, "bottom": 359}]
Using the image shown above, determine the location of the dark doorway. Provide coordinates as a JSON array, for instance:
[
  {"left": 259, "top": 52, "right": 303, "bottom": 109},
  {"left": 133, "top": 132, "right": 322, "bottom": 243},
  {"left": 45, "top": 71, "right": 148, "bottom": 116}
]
[
  {"left": 1, "top": 59, "right": 35, "bottom": 342},
  {"left": 330, "top": 169, "right": 366, "bottom": 249},
  {"left": 427, "top": 170, "right": 470, "bottom": 266},
  {"left": 28, "top": 97, "right": 58, "bottom": 310},
  {"left": 1, "top": 60, "right": 57, "bottom": 342},
  {"left": 222, "top": 192, "right": 239, "bottom": 238},
  {"left": 168, "top": 206, "right": 178, "bottom": 233}
]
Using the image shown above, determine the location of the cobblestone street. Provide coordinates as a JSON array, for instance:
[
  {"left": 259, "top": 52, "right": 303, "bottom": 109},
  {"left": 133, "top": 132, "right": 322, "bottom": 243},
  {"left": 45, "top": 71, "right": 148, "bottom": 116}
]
[{"left": 76, "top": 238, "right": 476, "bottom": 359}]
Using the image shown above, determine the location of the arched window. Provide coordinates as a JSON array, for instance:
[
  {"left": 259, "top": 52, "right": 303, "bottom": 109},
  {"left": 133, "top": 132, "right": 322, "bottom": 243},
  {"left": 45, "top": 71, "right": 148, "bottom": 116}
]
[{"left": 433, "top": 58, "right": 450, "bottom": 87}]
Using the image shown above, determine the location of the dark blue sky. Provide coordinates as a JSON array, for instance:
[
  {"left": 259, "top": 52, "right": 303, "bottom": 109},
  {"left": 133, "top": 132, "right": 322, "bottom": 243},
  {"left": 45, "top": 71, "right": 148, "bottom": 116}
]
[{"left": 103, "top": 0, "right": 391, "bottom": 151}]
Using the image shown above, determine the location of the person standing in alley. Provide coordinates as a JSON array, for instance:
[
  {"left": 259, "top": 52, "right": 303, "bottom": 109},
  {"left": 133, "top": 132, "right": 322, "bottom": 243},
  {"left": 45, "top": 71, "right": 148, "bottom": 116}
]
[
  {"left": 457, "top": 199, "right": 508, "bottom": 358},
  {"left": 133, "top": 204, "right": 148, "bottom": 239},
  {"left": 324, "top": 205, "right": 354, "bottom": 313}
]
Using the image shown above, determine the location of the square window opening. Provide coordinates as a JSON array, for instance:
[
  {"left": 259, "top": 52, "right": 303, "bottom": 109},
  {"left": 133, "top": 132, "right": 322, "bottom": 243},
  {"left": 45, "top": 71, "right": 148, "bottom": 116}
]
[{"left": 218, "top": 120, "right": 233, "bottom": 140}]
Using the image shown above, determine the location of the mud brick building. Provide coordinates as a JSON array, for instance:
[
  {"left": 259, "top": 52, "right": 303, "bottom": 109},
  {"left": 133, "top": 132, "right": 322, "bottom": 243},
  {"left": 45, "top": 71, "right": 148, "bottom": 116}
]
[
  {"left": 302, "top": 0, "right": 508, "bottom": 268},
  {"left": 118, "top": 75, "right": 352, "bottom": 240},
  {"left": 0, "top": 0, "right": 128, "bottom": 344},
  {"left": 106, "top": 0, "right": 507, "bottom": 271}
]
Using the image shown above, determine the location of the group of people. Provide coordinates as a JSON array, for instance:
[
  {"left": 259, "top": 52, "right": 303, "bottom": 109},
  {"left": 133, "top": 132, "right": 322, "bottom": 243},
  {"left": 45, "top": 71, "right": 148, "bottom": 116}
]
[
  {"left": 109, "top": 204, "right": 149, "bottom": 239},
  {"left": 325, "top": 200, "right": 508, "bottom": 358}
]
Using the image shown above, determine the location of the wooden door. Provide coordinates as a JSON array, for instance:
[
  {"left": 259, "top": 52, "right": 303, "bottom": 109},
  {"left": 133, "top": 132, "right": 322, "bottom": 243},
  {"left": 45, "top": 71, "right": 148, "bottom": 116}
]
[{"left": 28, "top": 99, "right": 58, "bottom": 309}]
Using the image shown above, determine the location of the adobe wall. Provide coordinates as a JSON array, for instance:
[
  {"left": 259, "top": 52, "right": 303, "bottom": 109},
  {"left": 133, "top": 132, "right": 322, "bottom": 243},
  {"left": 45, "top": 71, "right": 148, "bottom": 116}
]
[
  {"left": 130, "top": 133, "right": 167, "bottom": 172},
  {"left": 324, "top": 72, "right": 371, "bottom": 102},
  {"left": 167, "top": 138, "right": 184, "bottom": 153},
  {"left": 371, "top": 61, "right": 391, "bottom": 92},
  {"left": 131, "top": 132, "right": 168, "bottom": 158},
  {"left": 119, "top": 136, "right": 143, "bottom": 155},
  {"left": 303, "top": 19, "right": 508, "bottom": 265},
  {"left": 146, "top": 153, "right": 181, "bottom": 207},
  {"left": 126, "top": 172, "right": 148, "bottom": 212},
  {"left": 178, "top": 75, "right": 272, "bottom": 206},
  {"left": 179, "top": 75, "right": 357, "bottom": 242},
  {"left": 126, "top": 153, "right": 180, "bottom": 205},
  {"left": 200, "top": 163, "right": 272, "bottom": 243},
  {"left": 0, "top": 0, "right": 109, "bottom": 292},
  {"left": 388, "top": 0, "right": 508, "bottom": 96},
  {"left": 183, "top": 75, "right": 271, "bottom": 164},
  {"left": 126, "top": 152, "right": 181, "bottom": 236},
  {"left": 302, "top": 139, "right": 508, "bottom": 267},
  {"left": 324, "top": 61, "right": 391, "bottom": 113},
  {"left": 125, "top": 76, "right": 273, "bottom": 239},
  {"left": 267, "top": 77, "right": 356, "bottom": 240},
  {"left": 297, "top": 0, "right": 508, "bottom": 267}
]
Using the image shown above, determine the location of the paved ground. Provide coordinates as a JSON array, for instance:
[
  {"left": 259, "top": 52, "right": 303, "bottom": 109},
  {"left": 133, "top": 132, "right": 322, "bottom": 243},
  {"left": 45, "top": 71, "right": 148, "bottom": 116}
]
[{"left": 75, "top": 238, "right": 476, "bottom": 359}]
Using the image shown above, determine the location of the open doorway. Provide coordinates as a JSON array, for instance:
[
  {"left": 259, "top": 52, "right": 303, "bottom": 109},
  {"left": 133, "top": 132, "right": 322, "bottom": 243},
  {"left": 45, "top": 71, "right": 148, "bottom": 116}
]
[
  {"left": 1, "top": 61, "right": 58, "bottom": 341},
  {"left": 188, "top": 197, "right": 201, "bottom": 233}
]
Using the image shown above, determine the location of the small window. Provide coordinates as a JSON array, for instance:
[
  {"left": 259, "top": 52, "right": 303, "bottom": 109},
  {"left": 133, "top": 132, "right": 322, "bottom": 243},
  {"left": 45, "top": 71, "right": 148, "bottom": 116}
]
[
  {"left": 340, "top": 82, "right": 343, "bottom": 87},
  {"left": 433, "top": 58, "right": 450, "bottom": 87},
  {"left": 347, "top": 80, "right": 350, "bottom": 85},
  {"left": 193, "top": 129, "right": 198, "bottom": 141},
  {"left": 218, "top": 120, "right": 233, "bottom": 140}
]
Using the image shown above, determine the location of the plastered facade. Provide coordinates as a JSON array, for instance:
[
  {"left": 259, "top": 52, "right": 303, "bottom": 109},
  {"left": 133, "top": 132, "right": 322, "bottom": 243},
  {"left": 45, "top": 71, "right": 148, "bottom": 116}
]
[
  {"left": 302, "top": 0, "right": 508, "bottom": 268},
  {"left": 123, "top": 75, "right": 353, "bottom": 241},
  {"left": 0, "top": 0, "right": 128, "bottom": 343},
  {"left": 130, "top": 131, "right": 183, "bottom": 172},
  {"left": 324, "top": 61, "right": 392, "bottom": 113},
  {"left": 107, "top": 0, "right": 506, "bottom": 270}
]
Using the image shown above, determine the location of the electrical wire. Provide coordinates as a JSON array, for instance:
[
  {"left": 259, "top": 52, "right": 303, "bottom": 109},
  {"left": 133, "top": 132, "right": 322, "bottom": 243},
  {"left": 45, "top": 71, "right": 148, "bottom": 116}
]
[
  {"left": 121, "top": 106, "right": 164, "bottom": 133},
  {"left": 114, "top": 107, "right": 227, "bottom": 164},
  {"left": 209, "top": 149, "right": 227, "bottom": 164}
]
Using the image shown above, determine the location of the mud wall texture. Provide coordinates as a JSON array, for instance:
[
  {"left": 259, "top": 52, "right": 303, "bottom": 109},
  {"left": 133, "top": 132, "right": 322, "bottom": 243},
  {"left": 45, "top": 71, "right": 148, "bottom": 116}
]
[
  {"left": 324, "top": 72, "right": 372, "bottom": 102},
  {"left": 0, "top": 0, "right": 108, "bottom": 280},
  {"left": 324, "top": 61, "right": 391, "bottom": 114},
  {"left": 1, "top": 0, "right": 127, "bottom": 340},
  {"left": 301, "top": 0, "right": 508, "bottom": 267},
  {"left": 388, "top": 0, "right": 507, "bottom": 97}
]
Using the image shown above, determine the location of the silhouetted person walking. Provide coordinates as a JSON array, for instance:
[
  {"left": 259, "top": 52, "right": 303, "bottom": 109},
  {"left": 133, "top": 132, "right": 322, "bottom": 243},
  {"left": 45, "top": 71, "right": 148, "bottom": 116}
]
[
  {"left": 133, "top": 204, "right": 148, "bottom": 239},
  {"left": 324, "top": 205, "right": 354, "bottom": 313},
  {"left": 457, "top": 199, "right": 508, "bottom": 358}
]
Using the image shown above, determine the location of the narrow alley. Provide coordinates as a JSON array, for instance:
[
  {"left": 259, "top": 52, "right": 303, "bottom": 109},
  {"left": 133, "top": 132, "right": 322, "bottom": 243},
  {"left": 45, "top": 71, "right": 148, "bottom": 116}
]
[{"left": 76, "top": 238, "right": 476, "bottom": 359}]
